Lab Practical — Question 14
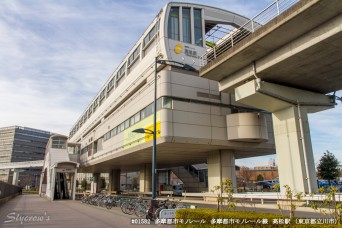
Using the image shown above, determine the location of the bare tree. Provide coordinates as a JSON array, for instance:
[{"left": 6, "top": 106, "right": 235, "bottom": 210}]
[{"left": 238, "top": 166, "right": 253, "bottom": 191}]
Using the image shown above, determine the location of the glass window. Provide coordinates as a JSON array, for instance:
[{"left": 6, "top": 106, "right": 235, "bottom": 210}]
[
  {"left": 134, "top": 112, "right": 140, "bottom": 123},
  {"left": 120, "top": 123, "right": 125, "bottom": 132},
  {"left": 128, "top": 45, "right": 140, "bottom": 66},
  {"left": 194, "top": 9, "right": 203, "bottom": 46},
  {"left": 182, "top": 8, "right": 191, "bottom": 43},
  {"left": 145, "top": 103, "right": 153, "bottom": 117},
  {"left": 162, "top": 97, "right": 172, "bottom": 109},
  {"left": 100, "top": 89, "right": 106, "bottom": 100},
  {"left": 52, "top": 137, "right": 67, "bottom": 149},
  {"left": 130, "top": 116, "right": 135, "bottom": 125},
  {"left": 111, "top": 128, "right": 117, "bottom": 137},
  {"left": 168, "top": 7, "right": 179, "bottom": 40},
  {"left": 124, "top": 119, "right": 130, "bottom": 129},
  {"left": 117, "top": 63, "right": 126, "bottom": 78},
  {"left": 156, "top": 98, "right": 162, "bottom": 110}
]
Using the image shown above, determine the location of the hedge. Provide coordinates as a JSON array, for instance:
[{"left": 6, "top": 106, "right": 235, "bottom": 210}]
[{"left": 175, "top": 208, "right": 337, "bottom": 227}]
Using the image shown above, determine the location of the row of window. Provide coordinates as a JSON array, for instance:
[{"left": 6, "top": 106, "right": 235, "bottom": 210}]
[
  {"left": 103, "top": 97, "right": 171, "bottom": 142},
  {"left": 70, "top": 20, "right": 161, "bottom": 139},
  {"left": 168, "top": 7, "right": 203, "bottom": 46}
]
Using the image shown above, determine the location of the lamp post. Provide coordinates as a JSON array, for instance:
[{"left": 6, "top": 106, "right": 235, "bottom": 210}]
[{"left": 133, "top": 58, "right": 196, "bottom": 200}]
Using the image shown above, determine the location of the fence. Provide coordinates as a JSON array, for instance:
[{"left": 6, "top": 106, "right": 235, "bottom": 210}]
[{"left": 0, "top": 181, "right": 22, "bottom": 204}]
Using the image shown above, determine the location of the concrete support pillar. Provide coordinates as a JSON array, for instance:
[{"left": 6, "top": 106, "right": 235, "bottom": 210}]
[
  {"left": 207, "top": 150, "right": 236, "bottom": 192},
  {"left": 72, "top": 169, "right": 77, "bottom": 200},
  {"left": 109, "top": 169, "right": 120, "bottom": 193},
  {"left": 139, "top": 164, "right": 152, "bottom": 192},
  {"left": 12, "top": 169, "right": 20, "bottom": 186},
  {"left": 93, "top": 173, "right": 100, "bottom": 193},
  {"left": 273, "top": 106, "right": 317, "bottom": 194},
  {"left": 234, "top": 79, "right": 333, "bottom": 194}
]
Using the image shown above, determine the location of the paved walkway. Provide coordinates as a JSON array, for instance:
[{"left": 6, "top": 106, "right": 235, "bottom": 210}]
[
  {"left": 0, "top": 194, "right": 335, "bottom": 227},
  {"left": 0, "top": 195, "right": 151, "bottom": 228}
]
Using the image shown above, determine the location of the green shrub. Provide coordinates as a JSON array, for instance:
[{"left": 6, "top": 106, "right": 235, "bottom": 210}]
[
  {"left": 22, "top": 190, "right": 39, "bottom": 194},
  {"left": 175, "top": 208, "right": 288, "bottom": 227},
  {"left": 175, "top": 208, "right": 338, "bottom": 227}
]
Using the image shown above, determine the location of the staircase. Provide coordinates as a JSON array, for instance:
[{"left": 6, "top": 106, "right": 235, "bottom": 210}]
[{"left": 170, "top": 164, "right": 208, "bottom": 193}]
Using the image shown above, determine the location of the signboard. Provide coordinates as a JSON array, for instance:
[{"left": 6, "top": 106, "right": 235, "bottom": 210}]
[
  {"left": 159, "top": 209, "right": 176, "bottom": 219},
  {"left": 55, "top": 168, "right": 75, "bottom": 173},
  {"left": 123, "top": 112, "right": 161, "bottom": 149}
]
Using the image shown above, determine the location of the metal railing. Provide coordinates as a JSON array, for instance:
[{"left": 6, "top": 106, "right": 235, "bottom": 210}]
[{"left": 201, "top": 0, "right": 299, "bottom": 66}]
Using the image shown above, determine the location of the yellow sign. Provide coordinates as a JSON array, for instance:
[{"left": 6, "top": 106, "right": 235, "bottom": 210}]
[
  {"left": 123, "top": 112, "right": 161, "bottom": 149},
  {"left": 174, "top": 44, "right": 182, "bottom": 54}
]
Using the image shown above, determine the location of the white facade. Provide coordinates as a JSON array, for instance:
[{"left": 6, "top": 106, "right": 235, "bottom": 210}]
[
  {"left": 68, "top": 3, "right": 276, "bottom": 192},
  {"left": 39, "top": 135, "right": 79, "bottom": 200}
]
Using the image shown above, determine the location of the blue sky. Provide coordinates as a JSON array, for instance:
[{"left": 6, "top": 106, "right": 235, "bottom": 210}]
[{"left": 0, "top": 0, "right": 341, "bottom": 168}]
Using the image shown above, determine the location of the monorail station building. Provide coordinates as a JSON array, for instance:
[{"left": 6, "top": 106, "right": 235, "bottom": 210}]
[
  {"left": 39, "top": 135, "right": 79, "bottom": 200},
  {"left": 67, "top": 2, "right": 281, "bottom": 194}
]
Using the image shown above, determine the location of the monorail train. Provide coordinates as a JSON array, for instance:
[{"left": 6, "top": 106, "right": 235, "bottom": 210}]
[{"left": 68, "top": 2, "right": 273, "bottom": 186}]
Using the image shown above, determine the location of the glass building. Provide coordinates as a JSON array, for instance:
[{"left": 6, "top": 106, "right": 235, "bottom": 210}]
[{"left": 0, "top": 126, "right": 52, "bottom": 187}]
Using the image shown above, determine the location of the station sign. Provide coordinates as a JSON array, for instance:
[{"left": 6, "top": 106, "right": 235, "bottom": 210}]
[
  {"left": 55, "top": 168, "right": 75, "bottom": 173},
  {"left": 159, "top": 209, "right": 176, "bottom": 219}
]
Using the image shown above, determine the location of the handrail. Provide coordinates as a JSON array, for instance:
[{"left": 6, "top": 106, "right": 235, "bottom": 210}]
[{"left": 201, "top": 0, "right": 299, "bottom": 66}]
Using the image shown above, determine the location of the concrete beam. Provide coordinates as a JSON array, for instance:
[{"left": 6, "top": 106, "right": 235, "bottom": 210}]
[{"left": 235, "top": 80, "right": 334, "bottom": 113}]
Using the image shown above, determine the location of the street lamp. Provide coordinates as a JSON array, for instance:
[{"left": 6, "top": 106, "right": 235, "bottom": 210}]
[{"left": 133, "top": 58, "right": 196, "bottom": 201}]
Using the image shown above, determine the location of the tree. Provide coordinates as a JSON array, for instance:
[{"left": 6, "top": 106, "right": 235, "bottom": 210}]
[
  {"left": 317, "top": 151, "right": 340, "bottom": 185},
  {"left": 238, "top": 166, "right": 253, "bottom": 191},
  {"left": 257, "top": 174, "right": 264, "bottom": 182}
]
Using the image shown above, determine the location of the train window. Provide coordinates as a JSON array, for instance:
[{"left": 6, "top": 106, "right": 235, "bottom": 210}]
[
  {"left": 168, "top": 7, "right": 179, "bottom": 40},
  {"left": 194, "top": 9, "right": 203, "bottom": 46},
  {"left": 182, "top": 8, "right": 191, "bottom": 43}
]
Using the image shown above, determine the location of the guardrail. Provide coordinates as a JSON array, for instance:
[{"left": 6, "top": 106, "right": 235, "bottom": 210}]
[
  {"left": 201, "top": 0, "right": 299, "bottom": 66},
  {"left": 183, "top": 192, "right": 342, "bottom": 205}
]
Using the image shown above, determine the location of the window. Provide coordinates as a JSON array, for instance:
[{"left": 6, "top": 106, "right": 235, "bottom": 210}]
[
  {"left": 168, "top": 7, "right": 179, "bottom": 40},
  {"left": 117, "top": 63, "right": 126, "bottom": 79},
  {"left": 162, "top": 97, "right": 172, "bottom": 109},
  {"left": 134, "top": 112, "right": 141, "bottom": 123},
  {"left": 111, "top": 128, "right": 117, "bottom": 137},
  {"left": 130, "top": 116, "right": 135, "bottom": 126},
  {"left": 124, "top": 119, "right": 130, "bottom": 129},
  {"left": 143, "top": 22, "right": 159, "bottom": 47},
  {"left": 128, "top": 45, "right": 141, "bottom": 66},
  {"left": 51, "top": 137, "right": 67, "bottom": 149},
  {"left": 107, "top": 77, "right": 115, "bottom": 92},
  {"left": 99, "top": 89, "right": 106, "bottom": 100},
  {"left": 194, "top": 9, "right": 203, "bottom": 46},
  {"left": 119, "top": 123, "right": 125, "bottom": 133},
  {"left": 182, "top": 8, "right": 191, "bottom": 43}
]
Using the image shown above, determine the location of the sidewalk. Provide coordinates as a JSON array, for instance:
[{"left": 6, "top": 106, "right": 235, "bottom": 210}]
[{"left": 0, "top": 194, "right": 152, "bottom": 227}]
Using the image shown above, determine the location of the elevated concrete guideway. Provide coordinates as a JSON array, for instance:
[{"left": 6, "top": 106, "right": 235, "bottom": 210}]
[
  {"left": 200, "top": 0, "right": 342, "bottom": 94},
  {"left": 200, "top": 0, "right": 342, "bottom": 195},
  {"left": 0, "top": 160, "right": 44, "bottom": 169}
]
